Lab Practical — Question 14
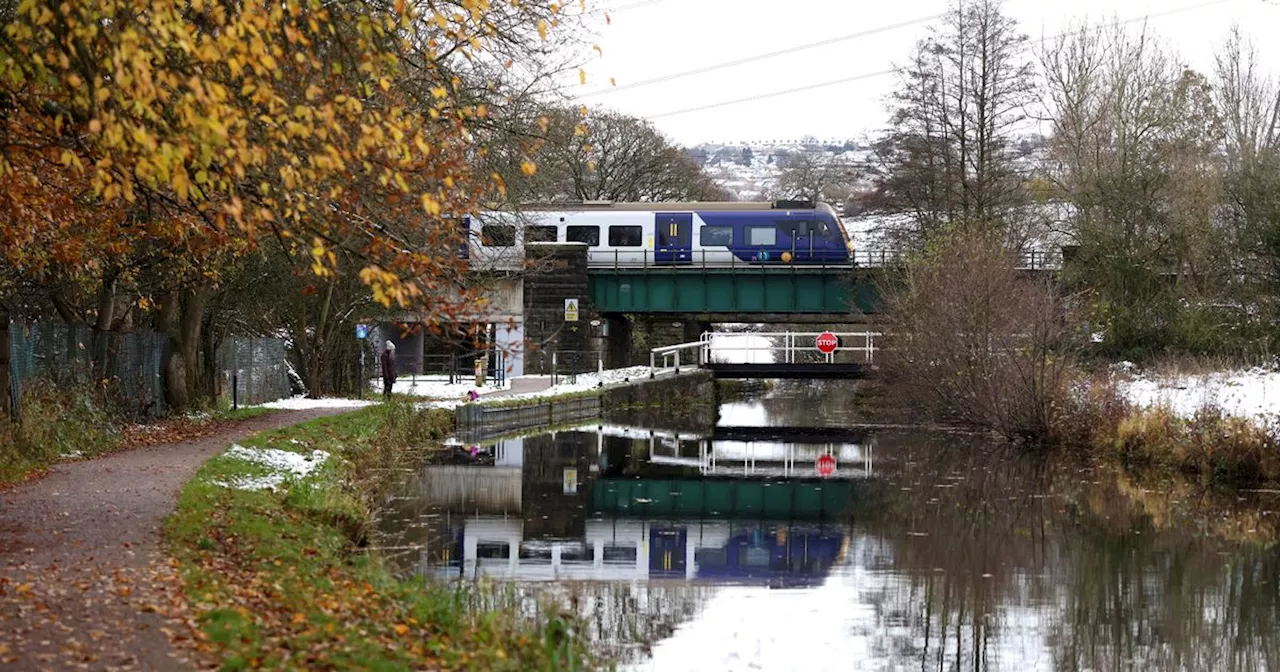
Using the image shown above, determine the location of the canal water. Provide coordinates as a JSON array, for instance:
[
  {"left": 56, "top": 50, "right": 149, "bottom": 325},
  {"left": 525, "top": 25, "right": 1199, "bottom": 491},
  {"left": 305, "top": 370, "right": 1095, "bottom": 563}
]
[{"left": 378, "top": 379, "right": 1280, "bottom": 671}]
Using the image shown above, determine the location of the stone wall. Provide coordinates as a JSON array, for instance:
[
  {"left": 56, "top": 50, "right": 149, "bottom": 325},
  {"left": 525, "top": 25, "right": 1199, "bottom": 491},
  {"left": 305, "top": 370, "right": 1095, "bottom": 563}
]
[
  {"left": 522, "top": 243, "right": 604, "bottom": 374},
  {"left": 601, "top": 369, "right": 717, "bottom": 430}
]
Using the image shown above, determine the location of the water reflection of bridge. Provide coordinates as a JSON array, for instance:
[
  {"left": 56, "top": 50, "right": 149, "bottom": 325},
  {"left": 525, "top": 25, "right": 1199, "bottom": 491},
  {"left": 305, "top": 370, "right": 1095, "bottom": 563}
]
[
  {"left": 420, "top": 424, "right": 872, "bottom": 519},
  {"left": 390, "top": 423, "right": 867, "bottom": 585}
]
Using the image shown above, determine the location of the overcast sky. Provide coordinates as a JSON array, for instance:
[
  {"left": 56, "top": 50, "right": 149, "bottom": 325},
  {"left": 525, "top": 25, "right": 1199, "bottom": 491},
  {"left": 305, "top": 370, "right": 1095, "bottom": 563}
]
[{"left": 564, "top": 0, "right": 1280, "bottom": 145}]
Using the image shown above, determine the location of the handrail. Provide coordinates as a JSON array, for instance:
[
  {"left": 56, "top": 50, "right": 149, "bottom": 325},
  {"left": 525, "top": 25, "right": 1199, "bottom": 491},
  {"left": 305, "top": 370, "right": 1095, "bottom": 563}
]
[
  {"left": 649, "top": 331, "right": 883, "bottom": 371},
  {"left": 648, "top": 340, "right": 710, "bottom": 377}
]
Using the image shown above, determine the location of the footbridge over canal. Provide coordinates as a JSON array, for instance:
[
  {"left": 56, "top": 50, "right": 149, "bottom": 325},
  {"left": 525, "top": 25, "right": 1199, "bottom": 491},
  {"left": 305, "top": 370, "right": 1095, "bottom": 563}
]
[{"left": 649, "top": 331, "right": 879, "bottom": 379}]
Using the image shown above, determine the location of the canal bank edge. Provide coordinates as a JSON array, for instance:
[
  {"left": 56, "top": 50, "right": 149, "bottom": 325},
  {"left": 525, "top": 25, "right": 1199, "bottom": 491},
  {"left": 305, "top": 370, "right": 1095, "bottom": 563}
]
[
  {"left": 164, "top": 405, "right": 594, "bottom": 670},
  {"left": 455, "top": 369, "right": 717, "bottom": 439}
]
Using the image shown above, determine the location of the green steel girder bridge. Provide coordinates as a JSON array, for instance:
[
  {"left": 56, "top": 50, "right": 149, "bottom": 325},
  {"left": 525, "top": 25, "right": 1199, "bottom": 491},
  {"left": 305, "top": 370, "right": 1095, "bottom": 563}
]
[{"left": 586, "top": 249, "right": 1060, "bottom": 316}]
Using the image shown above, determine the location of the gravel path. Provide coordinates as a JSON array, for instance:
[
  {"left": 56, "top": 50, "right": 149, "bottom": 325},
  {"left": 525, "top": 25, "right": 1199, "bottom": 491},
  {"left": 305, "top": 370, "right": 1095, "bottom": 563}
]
[{"left": 0, "top": 408, "right": 353, "bottom": 670}]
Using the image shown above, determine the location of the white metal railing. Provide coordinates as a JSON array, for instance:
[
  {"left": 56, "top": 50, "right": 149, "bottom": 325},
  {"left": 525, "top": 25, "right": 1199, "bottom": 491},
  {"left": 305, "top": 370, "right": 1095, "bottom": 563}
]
[
  {"left": 647, "top": 331, "right": 882, "bottom": 374},
  {"left": 648, "top": 340, "right": 710, "bottom": 376},
  {"left": 698, "top": 331, "right": 881, "bottom": 364}
]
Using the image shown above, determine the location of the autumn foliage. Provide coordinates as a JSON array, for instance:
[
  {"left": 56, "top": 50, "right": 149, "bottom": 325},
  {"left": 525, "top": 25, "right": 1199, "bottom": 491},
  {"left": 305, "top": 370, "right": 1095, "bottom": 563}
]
[{"left": 0, "top": 0, "right": 573, "bottom": 314}]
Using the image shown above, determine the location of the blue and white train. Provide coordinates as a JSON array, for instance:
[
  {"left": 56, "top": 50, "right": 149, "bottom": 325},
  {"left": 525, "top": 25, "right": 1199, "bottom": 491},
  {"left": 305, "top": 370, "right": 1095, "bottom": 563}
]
[{"left": 463, "top": 200, "right": 854, "bottom": 270}]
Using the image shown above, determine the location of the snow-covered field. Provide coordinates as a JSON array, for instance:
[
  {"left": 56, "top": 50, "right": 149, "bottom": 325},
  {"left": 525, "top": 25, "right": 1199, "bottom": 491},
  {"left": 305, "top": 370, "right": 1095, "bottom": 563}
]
[
  {"left": 214, "top": 443, "right": 330, "bottom": 491},
  {"left": 1119, "top": 367, "right": 1280, "bottom": 424}
]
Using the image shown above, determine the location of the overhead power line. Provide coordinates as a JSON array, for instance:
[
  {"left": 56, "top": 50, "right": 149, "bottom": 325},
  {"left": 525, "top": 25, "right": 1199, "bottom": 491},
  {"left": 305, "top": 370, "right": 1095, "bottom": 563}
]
[
  {"left": 643, "top": 0, "right": 1237, "bottom": 120},
  {"left": 578, "top": 12, "right": 946, "bottom": 98}
]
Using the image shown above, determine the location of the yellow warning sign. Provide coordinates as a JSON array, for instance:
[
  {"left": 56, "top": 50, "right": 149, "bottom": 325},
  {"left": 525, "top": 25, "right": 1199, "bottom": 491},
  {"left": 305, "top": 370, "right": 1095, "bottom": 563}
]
[{"left": 564, "top": 298, "right": 579, "bottom": 322}]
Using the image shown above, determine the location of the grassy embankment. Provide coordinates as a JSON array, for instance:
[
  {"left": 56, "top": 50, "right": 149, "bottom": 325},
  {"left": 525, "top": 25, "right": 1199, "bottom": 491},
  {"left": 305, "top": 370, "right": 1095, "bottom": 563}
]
[
  {"left": 165, "top": 401, "right": 593, "bottom": 671},
  {"left": 0, "top": 379, "right": 274, "bottom": 486},
  {"left": 1063, "top": 375, "right": 1280, "bottom": 488}
]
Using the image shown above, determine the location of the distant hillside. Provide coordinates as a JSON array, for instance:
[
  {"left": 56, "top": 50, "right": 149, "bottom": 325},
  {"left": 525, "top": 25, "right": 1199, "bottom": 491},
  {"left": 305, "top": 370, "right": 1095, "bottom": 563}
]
[{"left": 685, "top": 135, "right": 1048, "bottom": 207}]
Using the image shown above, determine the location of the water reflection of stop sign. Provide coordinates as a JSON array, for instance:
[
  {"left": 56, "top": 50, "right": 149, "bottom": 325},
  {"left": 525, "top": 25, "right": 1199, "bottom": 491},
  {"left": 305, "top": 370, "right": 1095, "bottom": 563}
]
[
  {"left": 816, "top": 454, "right": 836, "bottom": 477},
  {"left": 815, "top": 331, "right": 839, "bottom": 354}
]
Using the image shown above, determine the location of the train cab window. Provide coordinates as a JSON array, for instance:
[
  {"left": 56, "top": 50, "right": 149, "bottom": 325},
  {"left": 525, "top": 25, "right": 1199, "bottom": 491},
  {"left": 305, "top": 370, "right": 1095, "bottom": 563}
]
[
  {"left": 566, "top": 225, "right": 600, "bottom": 246},
  {"left": 481, "top": 224, "right": 516, "bottom": 247},
  {"left": 525, "top": 225, "right": 558, "bottom": 243},
  {"left": 745, "top": 225, "right": 777, "bottom": 246},
  {"left": 608, "top": 225, "right": 643, "bottom": 247},
  {"left": 776, "top": 220, "right": 813, "bottom": 237},
  {"left": 700, "top": 225, "right": 734, "bottom": 246}
]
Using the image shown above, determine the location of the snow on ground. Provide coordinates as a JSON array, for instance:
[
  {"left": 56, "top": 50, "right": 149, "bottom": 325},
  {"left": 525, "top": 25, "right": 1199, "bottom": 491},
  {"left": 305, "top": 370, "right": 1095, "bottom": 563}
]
[
  {"left": 214, "top": 443, "right": 330, "bottom": 491},
  {"left": 1119, "top": 367, "right": 1280, "bottom": 424},
  {"left": 490, "top": 365, "right": 658, "bottom": 403},
  {"left": 389, "top": 375, "right": 510, "bottom": 399},
  {"left": 708, "top": 333, "right": 774, "bottom": 364},
  {"left": 255, "top": 396, "right": 376, "bottom": 410}
]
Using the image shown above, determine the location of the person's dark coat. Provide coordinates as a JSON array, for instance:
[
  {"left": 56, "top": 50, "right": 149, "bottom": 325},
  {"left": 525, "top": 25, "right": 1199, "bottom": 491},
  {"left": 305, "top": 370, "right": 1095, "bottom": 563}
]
[{"left": 380, "top": 349, "right": 397, "bottom": 383}]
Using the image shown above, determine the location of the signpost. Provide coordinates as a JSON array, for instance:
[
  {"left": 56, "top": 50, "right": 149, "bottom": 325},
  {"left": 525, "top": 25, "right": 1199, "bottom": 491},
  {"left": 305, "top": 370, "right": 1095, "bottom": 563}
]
[
  {"left": 816, "top": 453, "right": 836, "bottom": 478},
  {"left": 564, "top": 298, "right": 579, "bottom": 322},
  {"left": 355, "top": 324, "right": 369, "bottom": 400},
  {"left": 815, "top": 331, "right": 839, "bottom": 355}
]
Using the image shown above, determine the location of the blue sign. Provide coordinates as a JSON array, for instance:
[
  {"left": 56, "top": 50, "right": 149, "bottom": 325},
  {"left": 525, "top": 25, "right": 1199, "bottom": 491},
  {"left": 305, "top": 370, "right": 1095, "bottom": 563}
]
[{"left": 355, "top": 324, "right": 370, "bottom": 339}]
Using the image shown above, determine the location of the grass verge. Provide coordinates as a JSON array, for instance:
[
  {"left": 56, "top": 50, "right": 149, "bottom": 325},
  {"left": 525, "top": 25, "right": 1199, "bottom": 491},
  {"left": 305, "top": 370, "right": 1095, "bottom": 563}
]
[{"left": 165, "top": 402, "right": 594, "bottom": 671}]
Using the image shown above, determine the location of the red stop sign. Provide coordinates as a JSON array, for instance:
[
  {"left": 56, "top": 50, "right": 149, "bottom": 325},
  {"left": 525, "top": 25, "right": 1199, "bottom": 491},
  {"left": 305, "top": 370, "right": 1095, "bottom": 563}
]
[
  {"left": 816, "top": 454, "right": 836, "bottom": 477},
  {"left": 815, "top": 331, "right": 839, "bottom": 354}
]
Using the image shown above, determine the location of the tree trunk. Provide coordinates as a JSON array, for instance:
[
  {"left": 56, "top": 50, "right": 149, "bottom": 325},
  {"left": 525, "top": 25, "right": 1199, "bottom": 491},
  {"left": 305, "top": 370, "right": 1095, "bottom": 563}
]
[{"left": 159, "top": 283, "right": 213, "bottom": 412}]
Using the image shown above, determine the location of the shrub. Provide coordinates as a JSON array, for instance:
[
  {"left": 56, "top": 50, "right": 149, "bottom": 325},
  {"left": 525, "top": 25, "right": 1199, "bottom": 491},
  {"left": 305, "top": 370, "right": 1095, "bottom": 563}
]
[
  {"left": 0, "top": 378, "right": 121, "bottom": 481},
  {"left": 879, "top": 228, "right": 1084, "bottom": 447}
]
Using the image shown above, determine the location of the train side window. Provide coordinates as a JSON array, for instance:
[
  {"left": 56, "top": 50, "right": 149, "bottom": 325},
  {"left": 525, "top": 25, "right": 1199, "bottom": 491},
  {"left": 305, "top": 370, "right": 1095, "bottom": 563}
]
[
  {"left": 481, "top": 225, "right": 516, "bottom": 247},
  {"left": 796, "top": 221, "right": 812, "bottom": 236},
  {"left": 525, "top": 225, "right": 558, "bottom": 242},
  {"left": 746, "top": 225, "right": 777, "bottom": 246},
  {"left": 608, "top": 225, "right": 643, "bottom": 247},
  {"left": 566, "top": 225, "right": 600, "bottom": 246},
  {"left": 700, "top": 225, "right": 733, "bottom": 246}
]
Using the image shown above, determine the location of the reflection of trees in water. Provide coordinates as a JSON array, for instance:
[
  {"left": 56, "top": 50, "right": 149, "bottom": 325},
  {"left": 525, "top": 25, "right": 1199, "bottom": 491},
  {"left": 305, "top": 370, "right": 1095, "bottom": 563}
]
[
  {"left": 859, "top": 430, "right": 1280, "bottom": 671},
  {"left": 464, "top": 580, "right": 717, "bottom": 665}
]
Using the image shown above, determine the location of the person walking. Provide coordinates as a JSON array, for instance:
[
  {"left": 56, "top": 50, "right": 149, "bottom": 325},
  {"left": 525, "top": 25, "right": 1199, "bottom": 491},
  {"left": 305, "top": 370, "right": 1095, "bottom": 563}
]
[{"left": 380, "top": 340, "right": 397, "bottom": 400}]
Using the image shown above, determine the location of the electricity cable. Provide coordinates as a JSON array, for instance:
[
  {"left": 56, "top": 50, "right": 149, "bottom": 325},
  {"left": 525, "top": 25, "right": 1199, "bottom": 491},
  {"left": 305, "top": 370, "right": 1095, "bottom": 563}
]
[{"left": 643, "top": 0, "right": 1238, "bottom": 119}]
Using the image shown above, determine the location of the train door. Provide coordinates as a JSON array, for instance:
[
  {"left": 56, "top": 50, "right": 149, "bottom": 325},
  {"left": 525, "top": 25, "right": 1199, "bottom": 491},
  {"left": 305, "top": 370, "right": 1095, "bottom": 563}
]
[
  {"left": 648, "top": 526, "right": 688, "bottom": 578},
  {"left": 788, "top": 219, "right": 814, "bottom": 261},
  {"left": 655, "top": 213, "right": 693, "bottom": 265}
]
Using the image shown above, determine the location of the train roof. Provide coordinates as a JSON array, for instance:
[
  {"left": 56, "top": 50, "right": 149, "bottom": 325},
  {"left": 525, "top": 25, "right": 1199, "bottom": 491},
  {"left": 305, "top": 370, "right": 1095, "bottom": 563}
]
[{"left": 503, "top": 200, "right": 839, "bottom": 214}]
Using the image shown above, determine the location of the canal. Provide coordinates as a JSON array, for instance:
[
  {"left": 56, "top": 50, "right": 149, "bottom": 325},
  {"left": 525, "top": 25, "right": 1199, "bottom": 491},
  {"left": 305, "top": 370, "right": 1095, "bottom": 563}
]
[{"left": 378, "top": 379, "right": 1280, "bottom": 671}]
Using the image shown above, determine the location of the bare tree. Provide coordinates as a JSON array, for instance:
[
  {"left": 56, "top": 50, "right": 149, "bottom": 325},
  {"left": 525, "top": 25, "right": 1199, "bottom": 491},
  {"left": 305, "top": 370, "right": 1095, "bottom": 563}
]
[
  {"left": 771, "top": 151, "right": 861, "bottom": 208},
  {"left": 1214, "top": 26, "right": 1280, "bottom": 336},
  {"left": 502, "top": 105, "right": 728, "bottom": 203},
  {"left": 1040, "top": 22, "right": 1235, "bottom": 357},
  {"left": 871, "top": 0, "right": 1038, "bottom": 248}
]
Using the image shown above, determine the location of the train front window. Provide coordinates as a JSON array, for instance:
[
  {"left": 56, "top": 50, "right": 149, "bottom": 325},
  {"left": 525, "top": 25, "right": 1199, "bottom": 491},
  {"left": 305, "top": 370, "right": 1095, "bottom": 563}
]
[
  {"left": 525, "top": 225, "right": 558, "bottom": 242},
  {"left": 746, "top": 225, "right": 777, "bottom": 246},
  {"left": 481, "top": 225, "right": 516, "bottom": 247},
  {"left": 608, "top": 225, "right": 643, "bottom": 247},
  {"left": 700, "top": 225, "right": 733, "bottom": 246},
  {"left": 566, "top": 225, "right": 599, "bottom": 246}
]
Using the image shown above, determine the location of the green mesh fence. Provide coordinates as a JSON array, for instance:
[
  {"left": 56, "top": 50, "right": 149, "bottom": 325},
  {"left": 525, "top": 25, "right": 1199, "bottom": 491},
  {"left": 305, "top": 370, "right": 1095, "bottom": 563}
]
[
  {"left": 8, "top": 321, "right": 166, "bottom": 419},
  {"left": 7, "top": 322, "right": 292, "bottom": 419},
  {"left": 216, "top": 336, "right": 291, "bottom": 407}
]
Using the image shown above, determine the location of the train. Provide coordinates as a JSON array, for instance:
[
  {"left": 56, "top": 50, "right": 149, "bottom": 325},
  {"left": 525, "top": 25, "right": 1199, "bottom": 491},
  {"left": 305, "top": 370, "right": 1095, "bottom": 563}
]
[{"left": 462, "top": 200, "right": 854, "bottom": 269}]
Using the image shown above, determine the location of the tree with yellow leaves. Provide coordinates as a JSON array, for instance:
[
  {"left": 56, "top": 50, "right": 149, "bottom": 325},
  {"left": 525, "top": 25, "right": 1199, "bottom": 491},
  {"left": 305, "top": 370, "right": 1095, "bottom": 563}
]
[{"left": 0, "top": 0, "right": 595, "bottom": 407}]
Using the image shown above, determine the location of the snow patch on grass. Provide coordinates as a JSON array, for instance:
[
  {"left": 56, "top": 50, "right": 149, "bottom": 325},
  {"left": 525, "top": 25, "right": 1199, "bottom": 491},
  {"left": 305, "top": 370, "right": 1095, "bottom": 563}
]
[
  {"left": 214, "top": 443, "right": 330, "bottom": 491},
  {"left": 255, "top": 396, "right": 376, "bottom": 411}
]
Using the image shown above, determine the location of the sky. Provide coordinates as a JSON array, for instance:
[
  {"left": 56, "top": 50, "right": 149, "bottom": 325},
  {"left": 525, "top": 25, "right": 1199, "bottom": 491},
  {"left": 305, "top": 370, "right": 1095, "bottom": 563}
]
[{"left": 562, "top": 0, "right": 1280, "bottom": 146}]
